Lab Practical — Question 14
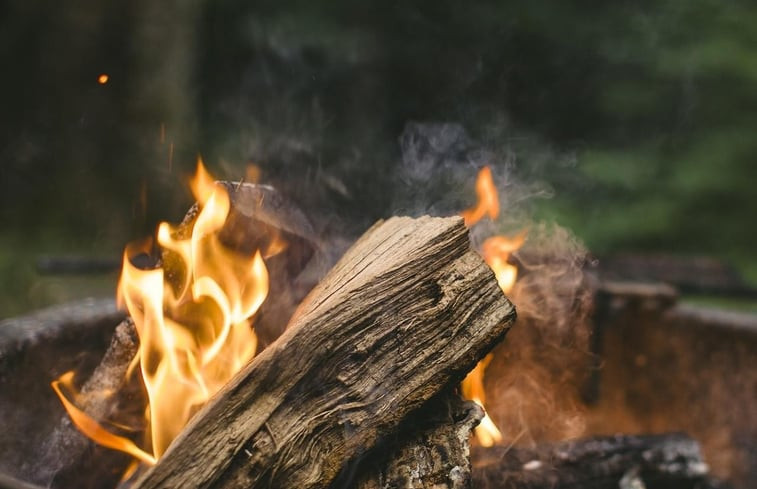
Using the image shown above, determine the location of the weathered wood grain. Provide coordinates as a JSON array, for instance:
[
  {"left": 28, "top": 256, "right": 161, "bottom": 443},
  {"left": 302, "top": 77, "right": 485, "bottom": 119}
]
[
  {"left": 133, "top": 215, "right": 515, "bottom": 489},
  {"left": 346, "top": 391, "right": 484, "bottom": 489}
]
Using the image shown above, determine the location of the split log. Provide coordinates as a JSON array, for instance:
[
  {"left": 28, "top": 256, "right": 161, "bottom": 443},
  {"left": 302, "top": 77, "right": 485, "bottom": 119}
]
[
  {"left": 472, "top": 433, "right": 726, "bottom": 489},
  {"left": 133, "top": 215, "right": 515, "bottom": 489},
  {"left": 345, "top": 390, "right": 484, "bottom": 489}
]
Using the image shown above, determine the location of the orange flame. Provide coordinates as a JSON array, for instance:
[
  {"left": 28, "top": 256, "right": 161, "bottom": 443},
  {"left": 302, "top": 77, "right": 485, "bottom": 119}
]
[
  {"left": 460, "top": 166, "right": 499, "bottom": 226},
  {"left": 54, "top": 159, "right": 269, "bottom": 462},
  {"left": 460, "top": 355, "right": 501, "bottom": 447},
  {"left": 52, "top": 372, "right": 156, "bottom": 465},
  {"left": 481, "top": 231, "right": 527, "bottom": 293},
  {"left": 461, "top": 166, "right": 526, "bottom": 446}
]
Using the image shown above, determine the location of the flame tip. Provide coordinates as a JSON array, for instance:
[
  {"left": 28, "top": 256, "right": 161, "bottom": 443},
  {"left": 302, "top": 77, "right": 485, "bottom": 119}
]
[
  {"left": 460, "top": 166, "right": 523, "bottom": 445},
  {"left": 117, "top": 162, "right": 267, "bottom": 459}
]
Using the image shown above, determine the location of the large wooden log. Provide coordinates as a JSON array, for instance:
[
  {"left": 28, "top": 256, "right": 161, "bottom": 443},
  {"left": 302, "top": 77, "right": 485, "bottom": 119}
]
[{"left": 133, "top": 215, "right": 515, "bottom": 489}]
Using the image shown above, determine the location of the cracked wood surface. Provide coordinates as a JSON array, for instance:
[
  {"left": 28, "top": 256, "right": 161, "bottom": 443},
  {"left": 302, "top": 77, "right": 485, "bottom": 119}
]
[{"left": 133, "top": 215, "right": 515, "bottom": 489}]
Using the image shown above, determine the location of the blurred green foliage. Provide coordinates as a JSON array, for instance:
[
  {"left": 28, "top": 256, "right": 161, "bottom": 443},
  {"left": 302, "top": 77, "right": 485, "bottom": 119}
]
[
  {"left": 527, "top": 0, "right": 757, "bottom": 281},
  {"left": 1, "top": 0, "right": 756, "bottom": 317}
]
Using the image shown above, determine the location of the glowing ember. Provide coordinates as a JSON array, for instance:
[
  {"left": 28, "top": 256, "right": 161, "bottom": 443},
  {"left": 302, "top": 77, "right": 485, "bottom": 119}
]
[
  {"left": 98, "top": 74, "right": 109, "bottom": 84},
  {"left": 460, "top": 165, "right": 526, "bottom": 446},
  {"left": 53, "top": 159, "right": 269, "bottom": 462}
]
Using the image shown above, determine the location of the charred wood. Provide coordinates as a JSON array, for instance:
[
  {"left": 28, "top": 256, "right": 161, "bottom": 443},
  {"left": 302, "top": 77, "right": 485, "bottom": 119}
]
[
  {"left": 176, "top": 181, "right": 320, "bottom": 347},
  {"left": 472, "top": 433, "right": 728, "bottom": 489},
  {"left": 133, "top": 215, "right": 515, "bottom": 489},
  {"left": 0, "top": 299, "right": 123, "bottom": 485},
  {"left": 178, "top": 181, "right": 318, "bottom": 276},
  {"left": 37, "top": 318, "right": 144, "bottom": 489},
  {"left": 341, "top": 390, "right": 483, "bottom": 489}
]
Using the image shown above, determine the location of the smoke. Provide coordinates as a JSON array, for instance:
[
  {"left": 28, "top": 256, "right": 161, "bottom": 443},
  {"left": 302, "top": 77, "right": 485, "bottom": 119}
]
[
  {"left": 486, "top": 223, "right": 592, "bottom": 446},
  {"left": 394, "top": 122, "right": 593, "bottom": 447}
]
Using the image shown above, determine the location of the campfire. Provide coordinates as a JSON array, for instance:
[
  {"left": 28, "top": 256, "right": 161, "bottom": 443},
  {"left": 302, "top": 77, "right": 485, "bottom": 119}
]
[
  {"left": 46, "top": 161, "right": 520, "bottom": 487},
  {"left": 0, "top": 159, "right": 745, "bottom": 489},
  {"left": 53, "top": 162, "right": 270, "bottom": 465}
]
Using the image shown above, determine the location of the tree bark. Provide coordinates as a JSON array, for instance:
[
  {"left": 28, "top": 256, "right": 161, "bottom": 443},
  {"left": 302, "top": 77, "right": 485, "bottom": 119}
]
[{"left": 133, "top": 215, "right": 515, "bottom": 489}]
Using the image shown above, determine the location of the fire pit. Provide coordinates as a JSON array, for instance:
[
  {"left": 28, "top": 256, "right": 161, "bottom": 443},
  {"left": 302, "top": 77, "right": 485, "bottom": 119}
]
[
  {"left": 0, "top": 160, "right": 749, "bottom": 489},
  {"left": 3, "top": 0, "right": 757, "bottom": 486}
]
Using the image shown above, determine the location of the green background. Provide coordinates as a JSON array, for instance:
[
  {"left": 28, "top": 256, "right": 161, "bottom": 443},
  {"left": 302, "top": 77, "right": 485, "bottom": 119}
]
[{"left": 1, "top": 0, "right": 755, "bottom": 317}]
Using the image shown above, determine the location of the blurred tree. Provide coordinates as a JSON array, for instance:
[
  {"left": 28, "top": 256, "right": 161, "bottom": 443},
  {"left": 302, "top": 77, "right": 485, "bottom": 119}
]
[{"left": 2, "top": 0, "right": 757, "bottom": 316}]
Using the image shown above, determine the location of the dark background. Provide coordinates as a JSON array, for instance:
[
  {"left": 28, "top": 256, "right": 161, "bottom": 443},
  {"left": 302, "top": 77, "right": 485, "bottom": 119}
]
[{"left": 1, "top": 0, "right": 756, "bottom": 317}]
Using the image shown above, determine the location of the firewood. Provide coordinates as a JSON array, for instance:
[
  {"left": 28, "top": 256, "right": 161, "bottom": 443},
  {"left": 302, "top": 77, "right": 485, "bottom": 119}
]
[
  {"left": 471, "top": 433, "right": 726, "bottom": 489},
  {"left": 344, "top": 390, "right": 484, "bottom": 489},
  {"left": 178, "top": 181, "right": 318, "bottom": 275},
  {"left": 133, "top": 215, "right": 515, "bottom": 489},
  {"left": 38, "top": 318, "right": 143, "bottom": 489}
]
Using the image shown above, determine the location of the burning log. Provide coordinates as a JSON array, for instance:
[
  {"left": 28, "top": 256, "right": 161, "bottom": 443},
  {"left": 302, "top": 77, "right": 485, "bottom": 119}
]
[
  {"left": 472, "top": 433, "right": 723, "bottom": 489},
  {"left": 9, "top": 177, "right": 321, "bottom": 489},
  {"left": 178, "top": 180, "right": 320, "bottom": 348},
  {"left": 41, "top": 318, "right": 144, "bottom": 488},
  {"left": 347, "top": 390, "right": 484, "bottom": 489},
  {"left": 132, "top": 215, "right": 515, "bottom": 489}
]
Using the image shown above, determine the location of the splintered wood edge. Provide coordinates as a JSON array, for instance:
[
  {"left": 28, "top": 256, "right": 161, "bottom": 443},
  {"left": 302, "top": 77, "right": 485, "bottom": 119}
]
[
  {"left": 133, "top": 215, "right": 515, "bottom": 489},
  {"left": 352, "top": 392, "right": 485, "bottom": 488}
]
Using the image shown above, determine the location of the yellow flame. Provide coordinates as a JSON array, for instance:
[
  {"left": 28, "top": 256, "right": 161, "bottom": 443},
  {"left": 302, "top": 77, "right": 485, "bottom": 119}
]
[
  {"left": 461, "top": 355, "right": 502, "bottom": 446},
  {"left": 190, "top": 158, "right": 218, "bottom": 207},
  {"left": 481, "top": 231, "right": 527, "bottom": 293},
  {"left": 460, "top": 166, "right": 526, "bottom": 446},
  {"left": 55, "top": 159, "right": 269, "bottom": 462}
]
